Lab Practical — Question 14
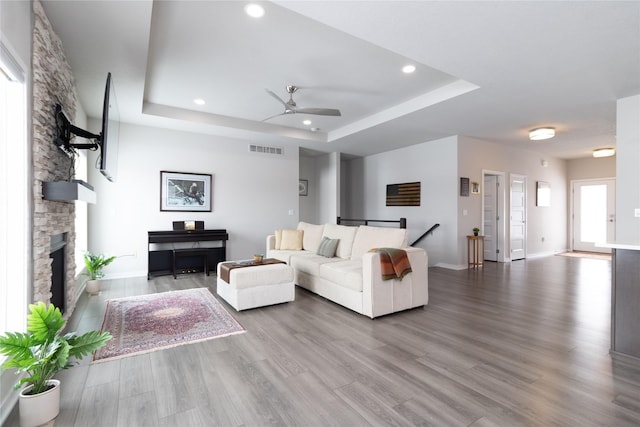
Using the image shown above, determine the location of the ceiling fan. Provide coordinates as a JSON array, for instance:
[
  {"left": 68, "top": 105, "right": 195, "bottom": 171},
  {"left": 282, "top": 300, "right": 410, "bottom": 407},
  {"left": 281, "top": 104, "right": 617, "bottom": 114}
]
[{"left": 263, "top": 85, "right": 341, "bottom": 121}]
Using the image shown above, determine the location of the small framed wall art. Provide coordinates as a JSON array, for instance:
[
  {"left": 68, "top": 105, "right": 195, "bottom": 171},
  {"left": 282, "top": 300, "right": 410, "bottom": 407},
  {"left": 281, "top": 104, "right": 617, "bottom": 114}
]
[
  {"left": 471, "top": 182, "right": 480, "bottom": 194},
  {"left": 160, "top": 171, "right": 212, "bottom": 212},
  {"left": 299, "top": 179, "right": 308, "bottom": 196}
]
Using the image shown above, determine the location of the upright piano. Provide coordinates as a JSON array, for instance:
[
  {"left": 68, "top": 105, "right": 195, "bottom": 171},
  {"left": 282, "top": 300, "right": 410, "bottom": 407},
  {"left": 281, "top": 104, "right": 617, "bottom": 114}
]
[{"left": 147, "top": 229, "right": 228, "bottom": 279}]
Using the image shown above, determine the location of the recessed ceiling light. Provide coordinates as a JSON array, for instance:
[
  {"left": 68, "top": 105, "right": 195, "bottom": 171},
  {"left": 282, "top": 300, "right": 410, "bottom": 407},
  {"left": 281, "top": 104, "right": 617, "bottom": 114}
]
[
  {"left": 402, "top": 64, "right": 416, "bottom": 74},
  {"left": 193, "top": 98, "right": 205, "bottom": 106},
  {"left": 303, "top": 120, "right": 312, "bottom": 125},
  {"left": 244, "top": 3, "right": 265, "bottom": 18},
  {"left": 593, "top": 148, "right": 615, "bottom": 158},
  {"left": 529, "top": 127, "right": 555, "bottom": 141}
]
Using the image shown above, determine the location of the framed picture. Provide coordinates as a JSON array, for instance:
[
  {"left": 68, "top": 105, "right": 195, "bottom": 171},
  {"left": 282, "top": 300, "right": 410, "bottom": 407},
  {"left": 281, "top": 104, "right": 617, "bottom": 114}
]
[
  {"left": 460, "top": 177, "right": 470, "bottom": 197},
  {"left": 160, "top": 171, "right": 212, "bottom": 212},
  {"left": 299, "top": 179, "right": 308, "bottom": 196},
  {"left": 471, "top": 182, "right": 480, "bottom": 194},
  {"left": 536, "top": 181, "right": 551, "bottom": 207}
]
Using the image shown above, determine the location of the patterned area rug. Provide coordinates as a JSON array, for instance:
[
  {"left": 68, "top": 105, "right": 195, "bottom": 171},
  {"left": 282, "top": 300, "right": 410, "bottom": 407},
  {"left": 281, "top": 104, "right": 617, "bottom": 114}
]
[{"left": 94, "top": 288, "right": 245, "bottom": 362}]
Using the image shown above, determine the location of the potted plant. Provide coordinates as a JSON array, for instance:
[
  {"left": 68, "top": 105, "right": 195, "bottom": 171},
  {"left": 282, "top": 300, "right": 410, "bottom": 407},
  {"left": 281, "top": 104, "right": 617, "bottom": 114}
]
[
  {"left": 0, "top": 301, "right": 111, "bottom": 427},
  {"left": 83, "top": 251, "right": 116, "bottom": 295},
  {"left": 473, "top": 227, "right": 480, "bottom": 236}
]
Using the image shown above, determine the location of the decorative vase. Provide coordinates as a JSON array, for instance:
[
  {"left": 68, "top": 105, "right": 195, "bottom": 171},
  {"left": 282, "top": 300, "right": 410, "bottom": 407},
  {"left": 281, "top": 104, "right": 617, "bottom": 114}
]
[
  {"left": 86, "top": 279, "right": 101, "bottom": 295},
  {"left": 19, "top": 379, "right": 60, "bottom": 427}
]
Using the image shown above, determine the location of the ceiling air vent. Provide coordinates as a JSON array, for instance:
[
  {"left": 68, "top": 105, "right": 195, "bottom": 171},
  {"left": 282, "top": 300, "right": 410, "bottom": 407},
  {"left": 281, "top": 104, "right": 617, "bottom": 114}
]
[{"left": 249, "top": 144, "right": 284, "bottom": 156}]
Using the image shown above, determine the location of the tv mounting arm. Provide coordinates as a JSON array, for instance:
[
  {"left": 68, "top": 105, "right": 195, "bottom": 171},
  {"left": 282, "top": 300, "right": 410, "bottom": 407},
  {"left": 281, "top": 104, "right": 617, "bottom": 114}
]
[{"left": 55, "top": 104, "right": 102, "bottom": 151}]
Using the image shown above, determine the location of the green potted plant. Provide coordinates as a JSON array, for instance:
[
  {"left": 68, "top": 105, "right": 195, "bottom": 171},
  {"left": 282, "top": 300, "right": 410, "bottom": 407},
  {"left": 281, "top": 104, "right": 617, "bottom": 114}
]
[
  {"left": 83, "top": 251, "right": 116, "bottom": 295},
  {"left": 473, "top": 227, "right": 480, "bottom": 236},
  {"left": 0, "top": 301, "right": 111, "bottom": 426}
]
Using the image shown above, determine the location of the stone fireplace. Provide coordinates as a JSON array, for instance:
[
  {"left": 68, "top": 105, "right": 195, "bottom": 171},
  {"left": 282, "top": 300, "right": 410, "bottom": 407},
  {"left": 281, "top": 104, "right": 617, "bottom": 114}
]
[
  {"left": 31, "top": 0, "right": 82, "bottom": 317},
  {"left": 49, "top": 233, "right": 67, "bottom": 313}
]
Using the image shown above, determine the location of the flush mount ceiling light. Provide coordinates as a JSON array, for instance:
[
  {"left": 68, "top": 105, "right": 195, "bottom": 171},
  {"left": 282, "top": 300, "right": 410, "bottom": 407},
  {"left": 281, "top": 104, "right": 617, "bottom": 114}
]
[
  {"left": 193, "top": 98, "right": 205, "bottom": 106},
  {"left": 402, "top": 64, "right": 416, "bottom": 74},
  {"left": 529, "top": 127, "right": 555, "bottom": 141},
  {"left": 244, "top": 3, "right": 265, "bottom": 18},
  {"left": 303, "top": 119, "right": 312, "bottom": 125},
  {"left": 593, "top": 148, "right": 615, "bottom": 158}
]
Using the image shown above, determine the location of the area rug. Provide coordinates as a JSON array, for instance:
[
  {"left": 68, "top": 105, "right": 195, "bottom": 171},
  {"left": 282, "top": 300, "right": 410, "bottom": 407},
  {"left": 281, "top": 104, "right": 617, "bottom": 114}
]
[
  {"left": 93, "top": 288, "right": 245, "bottom": 362},
  {"left": 556, "top": 251, "right": 611, "bottom": 260}
]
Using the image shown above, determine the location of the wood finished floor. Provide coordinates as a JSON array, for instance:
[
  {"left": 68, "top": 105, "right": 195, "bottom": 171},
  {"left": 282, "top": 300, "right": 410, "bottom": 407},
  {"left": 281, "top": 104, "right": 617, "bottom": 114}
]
[{"left": 6, "top": 255, "right": 640, "bottom": 426}]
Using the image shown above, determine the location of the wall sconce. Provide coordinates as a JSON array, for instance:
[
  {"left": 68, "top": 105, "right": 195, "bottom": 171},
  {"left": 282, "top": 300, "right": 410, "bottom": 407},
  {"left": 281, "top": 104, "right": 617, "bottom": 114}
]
[
  {"left": 593, "top": 148, "right": 615, "bottom": 158},
  {"left": 529, "top": 127, "right": 555, "bottom": 141}
]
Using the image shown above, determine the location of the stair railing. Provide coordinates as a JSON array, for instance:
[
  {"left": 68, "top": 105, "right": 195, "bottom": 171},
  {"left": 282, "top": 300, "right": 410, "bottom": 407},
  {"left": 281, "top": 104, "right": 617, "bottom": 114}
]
[{"left": 410, "top": 223, "right": 440, "bottom": 246}]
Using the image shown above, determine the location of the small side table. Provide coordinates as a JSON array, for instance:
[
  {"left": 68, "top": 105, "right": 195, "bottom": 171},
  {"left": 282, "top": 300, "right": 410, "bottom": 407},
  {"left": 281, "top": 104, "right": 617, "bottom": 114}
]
[{"left": 467, "top": 235, "right": 485, "bottom": 269}]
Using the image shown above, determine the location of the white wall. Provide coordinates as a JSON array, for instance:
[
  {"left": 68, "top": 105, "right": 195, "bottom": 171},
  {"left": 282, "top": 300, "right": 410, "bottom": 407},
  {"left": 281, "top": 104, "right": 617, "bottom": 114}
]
[
  {"left": 315, "top": 152, "right": 340, "bottom": 224},
  {"left": 299, "top": 154, "right": 318, "bottom": 223},
  {"left": 87, "top": 122, "right": 300, "bottom": 278},
  {"left": 615, "top": 94, "right": 640, "bottom": 243},
  {"left": 458, "top": 136, "right": 568, "bottom": 261},
  {"left": 567, "top": 156, "right": 615, "bottom": 181},
  {"left": 344, "top": 136, "right": 459, "bottom": 267}
]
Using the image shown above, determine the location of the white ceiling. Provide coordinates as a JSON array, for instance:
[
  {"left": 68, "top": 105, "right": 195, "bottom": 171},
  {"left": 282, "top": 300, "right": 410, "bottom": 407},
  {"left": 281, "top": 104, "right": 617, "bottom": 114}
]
[{"left": 41, "top": 1, "right": 640, "bottom": 159}]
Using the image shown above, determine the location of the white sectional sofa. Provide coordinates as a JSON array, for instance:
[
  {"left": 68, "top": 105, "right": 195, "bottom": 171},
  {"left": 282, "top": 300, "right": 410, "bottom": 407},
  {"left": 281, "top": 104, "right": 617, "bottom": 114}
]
[{"left": 266, "top": 222, "right": 428, "bottom": 318}]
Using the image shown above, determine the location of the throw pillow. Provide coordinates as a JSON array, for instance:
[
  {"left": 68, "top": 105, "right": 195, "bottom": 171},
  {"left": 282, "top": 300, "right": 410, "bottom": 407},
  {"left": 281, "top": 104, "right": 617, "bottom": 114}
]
[
  {"left": 316, "top": 237, "right": 339, "bottom": 258},
  {"left": 275, "top": 229, "right": 303, "bottom": 250}
]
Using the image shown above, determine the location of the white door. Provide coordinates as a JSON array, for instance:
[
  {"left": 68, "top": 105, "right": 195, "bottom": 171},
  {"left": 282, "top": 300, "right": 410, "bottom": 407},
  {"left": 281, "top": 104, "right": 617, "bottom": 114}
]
[
  {"left": 483, "top": 175, "right": 498, "bottom": 261},
  {"left": 573, "top": 179, "right": 615, "bottom": 253},
  {"left": 510, "top": 174, "right": 527, "bottom": 261}
]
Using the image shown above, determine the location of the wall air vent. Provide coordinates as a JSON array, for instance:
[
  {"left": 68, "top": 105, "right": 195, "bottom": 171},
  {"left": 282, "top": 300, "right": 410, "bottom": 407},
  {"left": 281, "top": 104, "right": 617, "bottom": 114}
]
[{"left": 249, "top": 144, "right": 284, "bottom": 156}]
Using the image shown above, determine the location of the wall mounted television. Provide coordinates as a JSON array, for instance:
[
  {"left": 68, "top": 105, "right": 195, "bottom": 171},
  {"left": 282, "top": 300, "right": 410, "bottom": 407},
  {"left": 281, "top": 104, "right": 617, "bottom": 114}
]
[{"left": 54, "top": 72, "right": 119, "bottom": 182}]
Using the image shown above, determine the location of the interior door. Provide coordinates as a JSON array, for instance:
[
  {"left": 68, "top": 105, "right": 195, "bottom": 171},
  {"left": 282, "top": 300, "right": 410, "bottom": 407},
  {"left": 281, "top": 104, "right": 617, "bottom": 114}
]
[
  {"left": 573, "top": 179, "right": 615, "bottom": 253},
  {"left": 483, "top": 175, "right": 498, "bottom": 261},
  {"left": 510, "top": 174, "right": 527, "bottom": 261}
]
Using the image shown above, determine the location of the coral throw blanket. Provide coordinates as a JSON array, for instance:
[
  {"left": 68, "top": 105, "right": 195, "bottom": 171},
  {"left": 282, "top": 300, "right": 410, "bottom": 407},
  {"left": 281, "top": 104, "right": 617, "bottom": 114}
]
[{"left": 369, "top": 248, "right": 412, "bottom": 280}]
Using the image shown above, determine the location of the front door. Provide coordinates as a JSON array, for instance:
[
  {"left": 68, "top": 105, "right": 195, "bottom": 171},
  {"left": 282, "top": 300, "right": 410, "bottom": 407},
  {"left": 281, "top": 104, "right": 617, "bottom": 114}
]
[{"left": 573, "top": 179, "right": 615, "bottom": 253}]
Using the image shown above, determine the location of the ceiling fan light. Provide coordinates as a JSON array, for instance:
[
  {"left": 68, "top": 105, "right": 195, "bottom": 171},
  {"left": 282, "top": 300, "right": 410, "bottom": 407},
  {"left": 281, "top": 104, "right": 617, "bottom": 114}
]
[
  {"left": 529, "top": 127, "right": 555, "bottom": 141},
  {"left": 244, "top": 3, "right": 265, "bottom": 18},
  {"left": 593, "top": 148, "right": 615, "bottom": 158}
]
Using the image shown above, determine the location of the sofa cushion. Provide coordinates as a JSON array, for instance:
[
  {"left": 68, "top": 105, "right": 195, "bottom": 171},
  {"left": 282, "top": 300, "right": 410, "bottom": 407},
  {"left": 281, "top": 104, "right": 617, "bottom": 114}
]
[
  {"left": 350, "top": 226, "right": 408, "bottom": 260},
  {"left": 322, "top": 224, "right": 358, "bottom": 259},
  {"left": 275, "top": 229, "right": 303, "bottom": 250},
  {"left": 319, "top": 260, "right": 363, "bottom": 292},
  {"left": 268, "top": 249, "right": 314, "bottom": 264},
  {"left": 290, "top": 253, "right": 342, "bottom": 277},
  {"left": 297, "top": 222, "right": 325, "bottom": 252},
  {"left": 316, "top": 237, "right": 339, "bottom": 258}
]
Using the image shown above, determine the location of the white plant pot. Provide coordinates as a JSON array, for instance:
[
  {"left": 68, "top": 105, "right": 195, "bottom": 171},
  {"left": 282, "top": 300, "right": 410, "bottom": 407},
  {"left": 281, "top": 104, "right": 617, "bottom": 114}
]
[
  {"left": 19, "top": 379, "right": 60, "bottom": 427},
  {"left": 86, "top": 279, "right": 101, "bottom": 295}
]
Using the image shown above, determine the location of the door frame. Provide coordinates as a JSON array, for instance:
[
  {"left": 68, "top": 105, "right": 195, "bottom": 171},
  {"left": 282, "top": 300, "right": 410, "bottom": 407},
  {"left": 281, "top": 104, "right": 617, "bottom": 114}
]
[
  {"left": 570, "top": 177, "right": 616, "bottom": 252},
  {"left": 481, "top": 169, "right": 507, "bottom": 262},
  {"left": 509, "top": 173, "right": 528, "bottom": 261}
]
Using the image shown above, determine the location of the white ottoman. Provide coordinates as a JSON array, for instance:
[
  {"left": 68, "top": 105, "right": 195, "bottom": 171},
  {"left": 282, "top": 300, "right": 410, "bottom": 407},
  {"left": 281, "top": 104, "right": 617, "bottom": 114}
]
[{"left": 216, "top": 261, "right": 295, "bottom": 311}]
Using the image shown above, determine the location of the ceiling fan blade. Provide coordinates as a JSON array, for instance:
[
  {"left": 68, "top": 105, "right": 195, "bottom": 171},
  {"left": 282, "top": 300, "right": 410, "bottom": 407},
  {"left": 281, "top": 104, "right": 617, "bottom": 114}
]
[
  {"left": 265, "top": 89, "right": 288, "bottom": 108},
  {"left": 262, "top": 112, "right": 286, "bottom": 122},
  {"left": 294, "top": 107, "right": 341, "bottom": 117}
]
